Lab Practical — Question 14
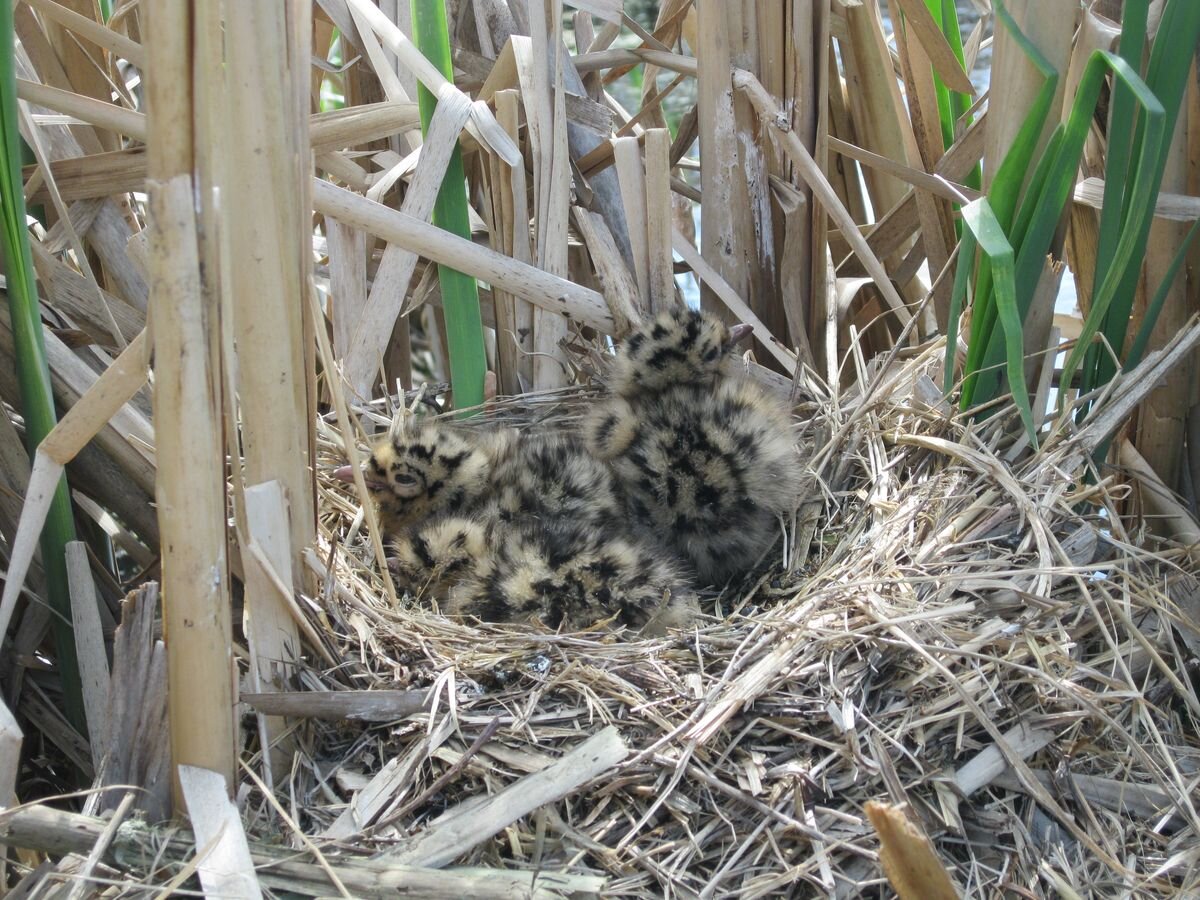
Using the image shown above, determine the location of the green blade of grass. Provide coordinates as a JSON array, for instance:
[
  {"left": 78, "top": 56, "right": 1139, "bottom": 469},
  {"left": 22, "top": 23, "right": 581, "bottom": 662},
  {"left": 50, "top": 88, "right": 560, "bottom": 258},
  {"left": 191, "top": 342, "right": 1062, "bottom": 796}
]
[
  {"left": 962, "top": 39, "right": 1163, "bottom": 421},
  {"left": 961, "top": 198, "right": 1037, "bottom": 445},
  {"left": 924, "top": 0, "right": 978, "bottom": 181},
  {"left": 942, "top": 231, "right": 975, "bottom": 396},
  {"left": 412, "top": 0, "right": 486, "bottom": 413},
  {"left": 967, "top": 123, "right": 1064, "bottom": 405},
  {"left": 960, "top": 125, "right": 1065, "bottom": 408},
  {"left": 1054, "top": 51, "right": 1166, "bottom": 407},
  {"left": 959, "top": 0, "right": 1058, "bottom": 408},
  {"left": 1092, "top": 0, "right": 1147, "bottom": 286},
  {"left": 1082, "top": 0, "right": 1200, "bottom": 404},
  {"left": 923, "top": 0, "right": 957, "bottom": 153},
  {"left": 1081, "top": 0, "right": 1148, "bottom": 400},
  {"left": 922, "top": 0, "right": 981, "bottom": 237},
  {"left": 0, "top": 0, "right": 85, "bottom": 731},
  {"left": 1124, "top": 217, "right": 1200, "bottom": 371},
  {"left": 1090, "top": 214, "right": 1200, "bottom": 469}
]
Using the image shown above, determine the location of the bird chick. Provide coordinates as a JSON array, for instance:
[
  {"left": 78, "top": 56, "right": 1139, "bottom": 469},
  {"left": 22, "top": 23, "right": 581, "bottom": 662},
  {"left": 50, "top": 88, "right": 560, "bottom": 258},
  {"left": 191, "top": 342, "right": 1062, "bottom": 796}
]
[
  {"left": 585, "top": 307, "right": 805, "bottom": 586},
  {"left": 342, "top": 412, "right": 514, "bottom": 535},
  {"left": 488, "top": 432, "right": 625, "bottom": 531},
  {"left": 390, "top": 507, "right": 698, "bottom": 635},
  {"left": 343, "top": 414, "right": 696, "bottom": 634}
]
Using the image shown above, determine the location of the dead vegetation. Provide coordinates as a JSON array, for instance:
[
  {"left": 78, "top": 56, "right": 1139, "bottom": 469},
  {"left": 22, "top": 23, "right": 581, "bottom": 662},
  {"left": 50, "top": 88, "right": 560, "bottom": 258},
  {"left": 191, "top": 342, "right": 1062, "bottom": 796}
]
[{"left": 1, "top": 0, "right": 1199, "bottom": 897}]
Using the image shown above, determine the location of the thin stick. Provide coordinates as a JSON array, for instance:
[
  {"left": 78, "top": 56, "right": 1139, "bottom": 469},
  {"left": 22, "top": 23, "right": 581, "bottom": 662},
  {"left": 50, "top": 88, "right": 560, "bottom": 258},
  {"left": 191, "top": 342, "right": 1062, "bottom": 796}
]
[
  {"left": 309, "top": 285, "right": 398, "bottom": 606},
  {"left": 22, "top": 0, "right": 145, "bottom": 68},
  {"left": 239, "top": 761, "right": 353, "bottom": 900},
  {"left": 64, "top": 792, "right": 135, "bottom": 900}
]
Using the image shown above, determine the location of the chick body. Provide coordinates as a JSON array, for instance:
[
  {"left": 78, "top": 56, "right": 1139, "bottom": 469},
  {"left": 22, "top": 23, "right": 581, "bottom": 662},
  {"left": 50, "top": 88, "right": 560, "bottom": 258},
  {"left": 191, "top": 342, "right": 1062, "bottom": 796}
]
[
  {"left": 361, "top": 415, "right": 697, "bottom": 633},
  {"left": 390, "top": 508, "right": 697, "bottom": 634},
  {"left": 586, "top": 307, "right": 805, "bottom": 585}
]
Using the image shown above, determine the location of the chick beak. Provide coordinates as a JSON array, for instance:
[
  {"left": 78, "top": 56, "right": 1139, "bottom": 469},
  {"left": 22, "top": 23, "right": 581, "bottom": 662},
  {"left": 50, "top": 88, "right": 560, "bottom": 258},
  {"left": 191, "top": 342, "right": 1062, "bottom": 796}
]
[
  {"left": 333, "top": 468, "right": 384, "bottom": 489},
  {"left": 729, "top": 323, "right": 754, "bottom": 345}
]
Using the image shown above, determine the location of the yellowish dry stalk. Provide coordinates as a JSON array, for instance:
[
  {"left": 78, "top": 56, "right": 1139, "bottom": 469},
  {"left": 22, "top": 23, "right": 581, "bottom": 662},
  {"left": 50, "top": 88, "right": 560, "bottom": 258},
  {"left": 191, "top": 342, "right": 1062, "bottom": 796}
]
[
  {"left": 22, "top": 0, "right": 145, "bottom": 68},
  {"left": 865, "top": 802, "right": 960, "bottom": 900},
  {"left": 16, "top": 77, "right": 145, "bottom": 139},
  {"left": 0, "top": 327, "right": 151, "bottom": 648},
  {"left": 341, "top": 88, "right": 474, "bottom": 397},
  {"left": 221, "top": 0, "right": 315, "bottom": 574},
  {"left": 147, "top": 175, "right": 235, "bottom": 804},
  {"left": 484, "top": 88, "right": 534, "bottom": 393},
  {"left": 694, "top": 1, "right": 776, "bottom": 336},
  {"left": 146, "top": 0, "right": 234, "bottom": 805},
  {"left": 983, "top": 0, "right": 1074, "bottom": 193},
  {"left": 613, "top": 135, "right": 650, "bottom": 309},
  {"left": 643, "top": 128, "right": 675, "bottom": 312},
  {"left": 840, "top": 2, "right": 915, "bottom": 225},
  {"left": 733, "top": 69, "right": 914, "bottom": 334},
  {"left": 313, "top": 178, "right": 615, "bottom": 332}
]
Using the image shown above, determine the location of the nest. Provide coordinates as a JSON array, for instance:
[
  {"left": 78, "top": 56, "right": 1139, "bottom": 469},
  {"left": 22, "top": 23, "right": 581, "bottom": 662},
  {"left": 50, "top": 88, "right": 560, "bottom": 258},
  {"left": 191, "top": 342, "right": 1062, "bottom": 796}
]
[
  {"left": 275, "top": 342, "right": 1198, "bottom": 897},
  {"left": 5, "top": 340, "right": 1197, "bottom": 898}
]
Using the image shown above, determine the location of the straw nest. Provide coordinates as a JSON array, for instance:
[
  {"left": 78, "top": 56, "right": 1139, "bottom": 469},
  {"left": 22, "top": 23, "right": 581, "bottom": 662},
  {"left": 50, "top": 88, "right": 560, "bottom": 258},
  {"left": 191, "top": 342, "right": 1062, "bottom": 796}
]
[{"left": 281, "top": 339, "right": 1200, "bottom": 898}]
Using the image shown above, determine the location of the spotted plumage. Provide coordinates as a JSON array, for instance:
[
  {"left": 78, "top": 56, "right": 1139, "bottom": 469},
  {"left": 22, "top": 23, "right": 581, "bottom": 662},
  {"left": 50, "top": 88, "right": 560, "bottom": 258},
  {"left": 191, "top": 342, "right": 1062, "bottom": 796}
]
[
  {"left": 585, "top": 307, "right": 805, "bottom": 585},
  {"left": 488, "top": 433, "right": 625, "bottom": 531},
  {"left": 358, "top": 413, "right": 509, "bottom": 534},
  {"left": 390, "top": 507, "right": 697, "bottom": 635},
  {"left": 347, "top": 412, "right": 697, "bottom": 634}
]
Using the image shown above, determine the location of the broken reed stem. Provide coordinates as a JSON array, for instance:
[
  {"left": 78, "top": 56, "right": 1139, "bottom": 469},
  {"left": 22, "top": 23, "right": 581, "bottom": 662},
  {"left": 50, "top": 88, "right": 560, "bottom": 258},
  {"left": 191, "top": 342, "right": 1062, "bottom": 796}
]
[
  {"left": 22, "top": 0, "right": 145, "bottom": 68},
  {"left": 15, "top": 78, "right": 146, "bottom": 140},
  {"left": 0, "top": 329, "right": 150, "bottom": 655},
  {"left": 732, "top": 68, "right": 915, "bottom": 332},
  {"left": 312, "top": 178, "right": 614, "bottom": 332},
  {"left": 865, "top": 802, "right": 960, "bottom": 900},
  {"left": 381, "top": 725, "right": 628, "bottom": 868},
  {"left": 240, "top": 690, "right": 430, "bottom": 721},
  {"left": 0, "top": 805, "right": 605, "bottom": 898}
]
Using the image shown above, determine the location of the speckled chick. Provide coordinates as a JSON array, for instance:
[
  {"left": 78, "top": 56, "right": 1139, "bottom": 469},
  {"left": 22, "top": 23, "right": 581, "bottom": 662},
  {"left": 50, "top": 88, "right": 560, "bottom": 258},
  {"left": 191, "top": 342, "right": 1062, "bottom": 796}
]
[
  {"left": 389, "top": 508, "right": 698, "bottom": 635},
  {"left": 585, "top": 307, "right": 805, "bottom": 585},
  {"left": 350, "top": 414, "right": 697, "bottom": 634},
  {"left": 355, "top": 413, "right": 512, "bottom": 535},
  {"left": 357, "top": 413, "right": 625, "bottom": 534}
]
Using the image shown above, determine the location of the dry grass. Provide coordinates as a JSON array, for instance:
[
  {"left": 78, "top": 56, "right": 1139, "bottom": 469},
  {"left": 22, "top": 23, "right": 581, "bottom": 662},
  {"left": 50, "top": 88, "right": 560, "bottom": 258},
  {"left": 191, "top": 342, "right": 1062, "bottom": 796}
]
[
  {"left": 4, "top": 339, "right": 1200, "bottom": 897},
  {"left": 248, "top": 339, "right": 1195, "bottom": 897},
  {"left": 2, "top": 1, "right": 1200, "bottom": 896}
]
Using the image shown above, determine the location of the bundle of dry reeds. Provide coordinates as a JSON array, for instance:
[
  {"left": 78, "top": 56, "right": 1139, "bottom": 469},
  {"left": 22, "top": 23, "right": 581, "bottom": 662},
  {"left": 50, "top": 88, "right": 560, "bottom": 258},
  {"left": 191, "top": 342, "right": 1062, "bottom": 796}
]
[{"left": 2, "top": 0, "right": 1199, "bottom": 896}]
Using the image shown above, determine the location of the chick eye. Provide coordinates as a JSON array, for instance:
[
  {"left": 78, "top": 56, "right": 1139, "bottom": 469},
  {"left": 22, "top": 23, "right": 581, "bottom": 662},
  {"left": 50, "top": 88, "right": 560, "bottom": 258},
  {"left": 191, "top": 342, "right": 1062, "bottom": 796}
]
[
  {"left": 704, "top": 347, "right": 719, "bottom": 361},
  {"left": 394, "top": 474, "right": 418, "bottom": 486}
]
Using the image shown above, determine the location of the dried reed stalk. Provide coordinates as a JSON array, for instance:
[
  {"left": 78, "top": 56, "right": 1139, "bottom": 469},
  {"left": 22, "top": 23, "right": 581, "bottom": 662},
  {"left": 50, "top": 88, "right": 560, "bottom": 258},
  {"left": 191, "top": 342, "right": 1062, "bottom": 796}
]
[
  {"left": 7, "top": 3, "right": 1200, "bottom": 897},
  {"left": 145, "top": 0, "right": 234, "bottom": 800},
  {"left": 221, "top": 0, "right": 315, "bottom": 579}
]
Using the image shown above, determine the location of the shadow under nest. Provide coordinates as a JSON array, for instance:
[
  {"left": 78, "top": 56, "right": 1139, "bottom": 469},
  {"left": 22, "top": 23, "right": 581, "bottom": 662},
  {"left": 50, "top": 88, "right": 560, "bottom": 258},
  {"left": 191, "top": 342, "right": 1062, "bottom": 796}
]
[{"left": 296, "top": 345, "right": 1200, "bottom": 898}]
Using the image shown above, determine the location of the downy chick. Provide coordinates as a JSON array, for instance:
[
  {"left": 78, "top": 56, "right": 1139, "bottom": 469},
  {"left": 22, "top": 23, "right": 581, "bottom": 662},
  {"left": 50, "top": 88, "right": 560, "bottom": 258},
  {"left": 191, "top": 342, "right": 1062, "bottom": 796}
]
[
  {"left": 341, "top": 413, "right": 697, "bottom": 633},
  {"left": 389, "top": 508, "right": 698, "bottom": 635},
  {"left": 585, "top": 306, "right": 805, "bottom": 586},
  {"left": 345, "top": 412, "right": 625, "bottom": 533}
]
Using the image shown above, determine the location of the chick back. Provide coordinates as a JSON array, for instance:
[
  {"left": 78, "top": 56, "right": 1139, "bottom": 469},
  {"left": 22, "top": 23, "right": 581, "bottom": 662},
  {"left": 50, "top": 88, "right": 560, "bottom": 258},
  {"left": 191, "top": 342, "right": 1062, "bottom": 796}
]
[
  {"left": 490, "top": 432, "right": 625, "bottom": 530},
  {"left": 587, "top": 363, "right": 804, "bottom": 585}
]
